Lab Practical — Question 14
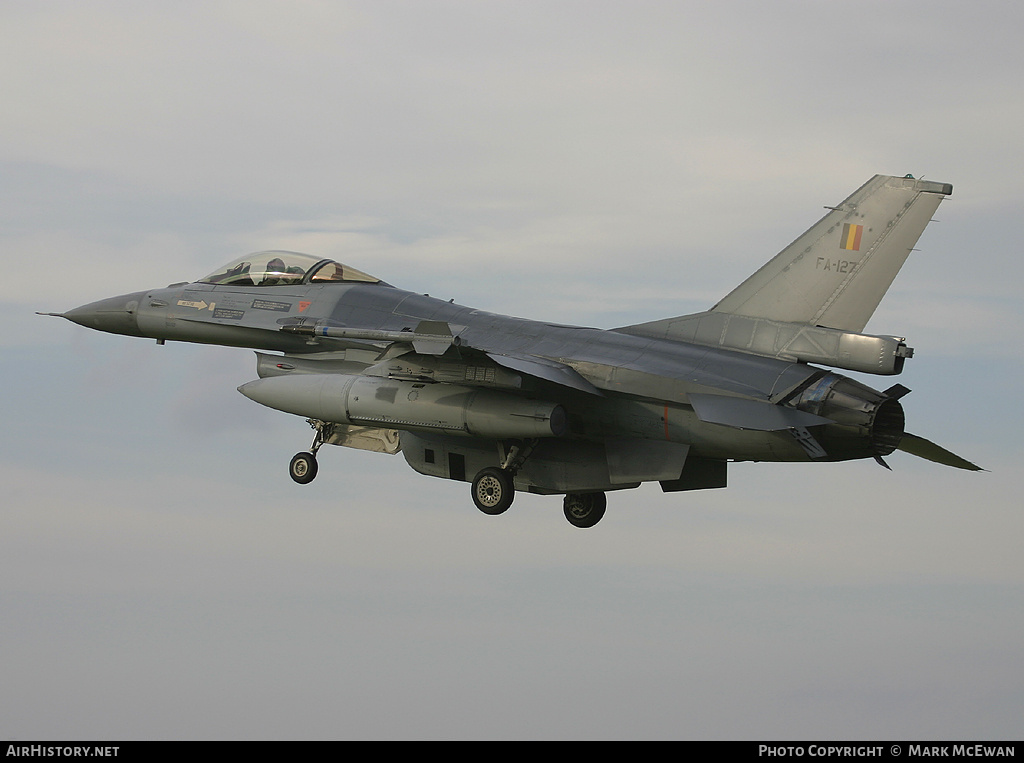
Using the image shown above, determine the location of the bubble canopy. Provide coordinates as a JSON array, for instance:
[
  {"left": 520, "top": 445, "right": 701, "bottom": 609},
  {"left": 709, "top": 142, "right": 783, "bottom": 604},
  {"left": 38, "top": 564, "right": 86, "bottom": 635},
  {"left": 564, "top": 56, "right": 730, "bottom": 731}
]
[{"left": 200, "top": 251, "right": 382, "bottom": 287}]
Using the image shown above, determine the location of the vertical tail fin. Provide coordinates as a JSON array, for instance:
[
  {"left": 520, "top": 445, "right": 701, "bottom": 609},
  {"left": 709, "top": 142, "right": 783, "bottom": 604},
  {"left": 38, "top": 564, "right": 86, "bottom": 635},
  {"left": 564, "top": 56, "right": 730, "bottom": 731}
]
[{"left": 711, "top": 174, "right": 952, "bottom": 332}]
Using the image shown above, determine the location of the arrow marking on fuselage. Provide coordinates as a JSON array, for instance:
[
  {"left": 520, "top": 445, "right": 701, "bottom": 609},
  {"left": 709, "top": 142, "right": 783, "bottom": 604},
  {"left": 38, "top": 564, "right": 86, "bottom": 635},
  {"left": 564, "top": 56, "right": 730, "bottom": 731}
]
[{"left": 177, "top": 299, "right": 210, "bottom": 310}]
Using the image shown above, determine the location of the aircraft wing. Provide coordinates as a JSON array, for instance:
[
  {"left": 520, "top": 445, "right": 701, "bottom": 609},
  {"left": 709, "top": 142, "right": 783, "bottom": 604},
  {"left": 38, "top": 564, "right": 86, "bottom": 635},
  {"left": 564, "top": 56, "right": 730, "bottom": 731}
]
[
  {"left": 280, "top": 319, "right": 603, "bottom": 396},
  {"left": 483, "top": 352, "right": 602, "bottom": 396},
  {"left": 280, "top": 319, "right": 462, "bottom": 356}
]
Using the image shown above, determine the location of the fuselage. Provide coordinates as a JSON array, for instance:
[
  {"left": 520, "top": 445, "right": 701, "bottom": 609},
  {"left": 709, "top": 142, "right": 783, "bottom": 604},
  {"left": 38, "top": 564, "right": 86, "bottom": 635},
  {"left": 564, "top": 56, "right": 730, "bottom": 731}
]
[
  {"left": 52, "top": 173, "right": 979, "bottom": 525},
  {"left": 65, "top": 272, "right": 899, "bottom": 466}
]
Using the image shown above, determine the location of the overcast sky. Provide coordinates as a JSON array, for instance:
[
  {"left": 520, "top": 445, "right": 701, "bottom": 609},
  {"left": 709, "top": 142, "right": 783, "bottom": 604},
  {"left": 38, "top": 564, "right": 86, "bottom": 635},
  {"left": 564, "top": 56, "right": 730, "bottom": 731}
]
[{"left": 2, "top": 1, "right": 1022, "bottom": 741}]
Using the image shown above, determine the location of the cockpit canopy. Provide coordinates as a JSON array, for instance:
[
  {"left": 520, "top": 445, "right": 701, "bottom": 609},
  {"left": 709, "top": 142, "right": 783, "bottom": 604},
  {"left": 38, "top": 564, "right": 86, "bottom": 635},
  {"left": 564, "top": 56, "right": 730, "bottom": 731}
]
[{"left": 200, "top": 251, "right": 382, "bottom": 287}]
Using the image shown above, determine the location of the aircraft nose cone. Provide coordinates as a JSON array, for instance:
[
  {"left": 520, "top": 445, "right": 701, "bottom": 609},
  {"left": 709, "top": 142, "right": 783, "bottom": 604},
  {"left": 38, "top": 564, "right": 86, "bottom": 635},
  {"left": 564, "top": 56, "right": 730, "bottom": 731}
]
[{"left": 63, "top": 290, "right": 149, "bottom": 337}]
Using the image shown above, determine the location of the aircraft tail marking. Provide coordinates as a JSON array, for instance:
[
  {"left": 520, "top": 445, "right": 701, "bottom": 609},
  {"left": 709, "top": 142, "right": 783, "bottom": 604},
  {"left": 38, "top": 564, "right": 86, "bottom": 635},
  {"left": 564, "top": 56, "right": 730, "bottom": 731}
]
[
  {"left": 839, "top": 223, "right": 863, "bottom": 251},
  {"left": 711, "top": 174, "right": 952, "bottom": 332}
]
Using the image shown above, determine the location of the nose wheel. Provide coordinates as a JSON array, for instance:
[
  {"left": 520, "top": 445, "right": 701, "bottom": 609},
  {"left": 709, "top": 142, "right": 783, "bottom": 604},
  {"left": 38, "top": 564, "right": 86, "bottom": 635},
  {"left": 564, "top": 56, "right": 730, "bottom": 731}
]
[
  {"left": 289, "top": 451, "right": 318, "bottom": 484},
  {"left": 288, "top": 419, "right": 334, "bottom": 485}
]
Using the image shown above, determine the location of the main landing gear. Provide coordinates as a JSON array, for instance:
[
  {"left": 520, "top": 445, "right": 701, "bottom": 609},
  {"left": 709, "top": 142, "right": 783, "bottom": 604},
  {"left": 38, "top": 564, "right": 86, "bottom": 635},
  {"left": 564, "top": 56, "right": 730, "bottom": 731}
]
[
  {"left": 562, "top": 492, "right": 607, "bottom": 529},
  {"left": 469, "top": 442, "right": 608, "bottom": 528},
  {"left": 470, "top": 466, "right": 608, "bottom": 528},
  {"left": 471, "top": 467, "right": 514, "bottom": 515},
  {"left": 469, "top": 441, "right": 528, "bottom": 517},
  {"left": 288, "top": 426, "right": 609, "bottom": 529},
  {"left": 288, "top": 419, "right": 335, "bottom": 485}
]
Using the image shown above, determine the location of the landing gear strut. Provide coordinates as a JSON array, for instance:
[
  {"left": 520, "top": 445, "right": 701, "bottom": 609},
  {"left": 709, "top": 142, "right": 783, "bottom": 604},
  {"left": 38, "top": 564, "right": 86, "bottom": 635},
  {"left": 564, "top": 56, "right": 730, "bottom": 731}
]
[{"left": 288, "top": 419, "right": 335, "bottom": 485}]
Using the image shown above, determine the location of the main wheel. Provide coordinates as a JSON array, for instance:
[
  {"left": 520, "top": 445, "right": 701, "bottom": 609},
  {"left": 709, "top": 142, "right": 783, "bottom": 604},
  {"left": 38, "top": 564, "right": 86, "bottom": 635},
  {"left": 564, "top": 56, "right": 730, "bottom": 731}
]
[
  {"left": 563, "top": 492, "right": 607, "bottom": 528},
  {"left": 289, "top": 451, "right": 318, "bottom": 484},
  {"left": 471, "top": 467, "right": 514, "bottom": 515}
]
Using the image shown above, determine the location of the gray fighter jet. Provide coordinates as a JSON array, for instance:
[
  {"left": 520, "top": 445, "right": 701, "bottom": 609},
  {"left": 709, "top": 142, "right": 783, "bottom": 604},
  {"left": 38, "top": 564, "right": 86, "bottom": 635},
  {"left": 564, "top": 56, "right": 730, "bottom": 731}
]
[{"left": 49, "top": 174, "right": 980, "bottom": 528}]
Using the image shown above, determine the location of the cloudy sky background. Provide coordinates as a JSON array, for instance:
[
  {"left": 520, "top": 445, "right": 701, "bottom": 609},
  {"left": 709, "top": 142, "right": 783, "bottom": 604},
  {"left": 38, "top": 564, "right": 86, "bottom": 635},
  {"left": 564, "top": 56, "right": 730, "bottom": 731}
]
[{"left": 2, "top": 1, "right": 1022, "bottom": 740}]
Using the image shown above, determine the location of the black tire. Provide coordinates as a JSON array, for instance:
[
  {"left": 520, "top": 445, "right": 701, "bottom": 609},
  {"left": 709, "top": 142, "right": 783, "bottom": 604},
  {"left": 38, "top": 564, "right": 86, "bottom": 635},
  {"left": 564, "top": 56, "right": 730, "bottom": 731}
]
[
  {"left": 563, "top": 492, "right": 607, "bottom": 528},
  {"left": 289, "top": 452, "right": 318, "bottom": 484},
  {"left": 471, "top": 467, "right": 514, "bottom": 515}
]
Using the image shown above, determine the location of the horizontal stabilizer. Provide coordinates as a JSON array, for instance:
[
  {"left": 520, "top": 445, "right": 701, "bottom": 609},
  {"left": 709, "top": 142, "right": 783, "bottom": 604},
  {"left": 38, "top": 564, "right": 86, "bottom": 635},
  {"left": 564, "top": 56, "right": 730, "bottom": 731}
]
[
  {"left": 898, "top": 433, "right": 983, "bottom": 471},
  {"left": 689, "top": 393, "right": 832, "bottom": 431}
]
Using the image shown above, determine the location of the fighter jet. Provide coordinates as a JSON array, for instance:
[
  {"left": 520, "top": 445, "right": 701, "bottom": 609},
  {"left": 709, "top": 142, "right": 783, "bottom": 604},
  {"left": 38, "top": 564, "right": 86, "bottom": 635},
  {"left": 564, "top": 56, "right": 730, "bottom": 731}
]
[{"left": 48, "top": 174, "right": 980, "bottom": 528}]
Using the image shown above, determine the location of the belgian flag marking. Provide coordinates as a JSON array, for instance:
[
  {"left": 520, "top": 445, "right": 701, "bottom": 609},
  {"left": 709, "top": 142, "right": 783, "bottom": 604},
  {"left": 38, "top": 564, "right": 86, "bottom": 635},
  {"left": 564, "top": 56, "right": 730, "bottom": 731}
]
[{"left": 840, "top": 223, "right": 863, "bottom": 251}]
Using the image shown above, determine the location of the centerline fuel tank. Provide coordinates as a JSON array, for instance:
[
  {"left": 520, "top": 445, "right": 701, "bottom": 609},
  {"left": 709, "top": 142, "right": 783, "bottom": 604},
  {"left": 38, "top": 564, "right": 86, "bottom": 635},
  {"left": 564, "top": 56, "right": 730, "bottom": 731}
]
[{"left": 238, "top": 374, "right": 567, "bottom": 440}]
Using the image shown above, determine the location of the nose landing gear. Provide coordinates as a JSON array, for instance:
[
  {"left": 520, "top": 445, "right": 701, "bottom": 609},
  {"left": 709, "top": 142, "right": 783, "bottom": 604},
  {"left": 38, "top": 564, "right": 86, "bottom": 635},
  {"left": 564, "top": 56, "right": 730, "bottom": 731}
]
[
  {"left": 288, "top": 419, "right": 335, "bottom": 485},
  {"left": 289, "top": 451, "right": 318, "bottom": 484}
]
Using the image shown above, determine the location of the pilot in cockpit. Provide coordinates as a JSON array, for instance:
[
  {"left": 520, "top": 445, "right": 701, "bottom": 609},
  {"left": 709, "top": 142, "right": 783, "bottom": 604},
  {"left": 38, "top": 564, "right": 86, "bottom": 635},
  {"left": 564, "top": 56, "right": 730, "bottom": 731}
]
[
  {"left": 262, "top": 257, "right": 287, "bottom": 286},
  {"left": 262, "top": 256, "right": 305, "bottom": 286}
]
